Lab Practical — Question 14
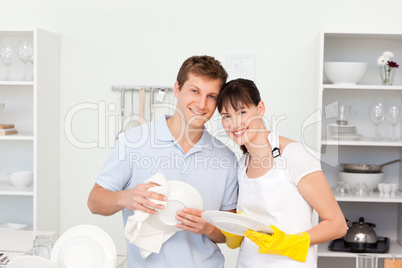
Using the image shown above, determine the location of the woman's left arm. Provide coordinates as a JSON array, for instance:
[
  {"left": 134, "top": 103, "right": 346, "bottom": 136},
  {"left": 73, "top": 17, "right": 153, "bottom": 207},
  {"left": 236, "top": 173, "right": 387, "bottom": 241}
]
[{"left": 297, "top": 170, "right": 347, "bottom": 245}]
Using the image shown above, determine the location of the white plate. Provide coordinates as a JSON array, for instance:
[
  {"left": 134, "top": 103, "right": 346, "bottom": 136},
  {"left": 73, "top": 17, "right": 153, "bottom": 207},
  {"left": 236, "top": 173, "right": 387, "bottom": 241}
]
[
  {"left": 202, "top": 211, "right": 273, "bottom": 236},
  {"left": 148, "top": 180, "right": 203, "bottom": 232},
  {"left": 328, "top": 133, "right": 363, "bottom": 140},
  {"left": 0, "top": 222, "right": 29, "bottom": 230},
  {"left": 50, "top": 225, "right": 116, "bottom": 268},
  {"left": 8, "top": 255, "right": 58, "bottom": 267},
  {"left": 328, "top": 123, "right": 357, "bottom": 134}
]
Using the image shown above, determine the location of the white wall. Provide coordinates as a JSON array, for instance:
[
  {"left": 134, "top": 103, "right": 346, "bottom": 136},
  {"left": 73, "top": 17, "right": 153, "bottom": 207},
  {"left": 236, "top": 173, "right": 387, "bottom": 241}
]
[{"left": 1, "top": 0, "right": 402, "bottom": 266}]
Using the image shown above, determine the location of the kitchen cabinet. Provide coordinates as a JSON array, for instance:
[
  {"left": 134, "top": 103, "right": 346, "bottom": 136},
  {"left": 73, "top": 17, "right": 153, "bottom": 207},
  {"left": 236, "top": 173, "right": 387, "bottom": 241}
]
[
  {"left": 0, "top": 29, "right": 59, "bottom": 234},
  {"left": 316, "top": 32, "right": 402, "bottom": 268}
]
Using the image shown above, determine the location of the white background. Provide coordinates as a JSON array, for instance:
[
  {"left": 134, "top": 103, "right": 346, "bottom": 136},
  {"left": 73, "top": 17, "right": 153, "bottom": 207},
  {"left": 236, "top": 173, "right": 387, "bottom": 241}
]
[{"left": 1, "top": 0, "right": 402, "bottom": 266}]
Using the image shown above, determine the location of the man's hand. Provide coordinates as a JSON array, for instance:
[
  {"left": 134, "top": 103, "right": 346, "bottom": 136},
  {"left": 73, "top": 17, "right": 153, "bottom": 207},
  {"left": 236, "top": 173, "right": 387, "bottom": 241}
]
[
  {"left": 175, "top": 208, "right": 214, "bottom": 235},
  {"left": 175, "top": 208, "right": 234, "bottom": 243},
  {"left": 122, "top": 182, "right": 167, "bottom": 214}
]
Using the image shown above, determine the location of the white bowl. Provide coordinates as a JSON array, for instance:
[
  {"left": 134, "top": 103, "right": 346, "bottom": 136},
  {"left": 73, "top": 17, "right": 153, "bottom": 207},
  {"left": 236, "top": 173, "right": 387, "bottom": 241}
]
[
  {"left": 8, "top": 171, "right": 33, "bottom": 187},
  {"left": 338, "top": 171, "right": 384, "bottom": 191},
  {"left": 324, "top": 62, "right": 368, "bottom": 85}
]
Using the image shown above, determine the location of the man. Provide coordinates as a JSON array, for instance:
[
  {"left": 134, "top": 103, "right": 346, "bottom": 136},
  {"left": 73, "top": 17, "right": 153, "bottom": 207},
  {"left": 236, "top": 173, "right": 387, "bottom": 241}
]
[{"left": 88, "top": 55, "right": 238, "bottom": 267}]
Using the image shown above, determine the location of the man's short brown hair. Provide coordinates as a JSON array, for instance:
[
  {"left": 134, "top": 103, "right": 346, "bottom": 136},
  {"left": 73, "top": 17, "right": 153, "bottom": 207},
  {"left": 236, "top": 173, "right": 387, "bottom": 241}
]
[{"left": 176, "top": 55, "right": 228, "bottom": 90}]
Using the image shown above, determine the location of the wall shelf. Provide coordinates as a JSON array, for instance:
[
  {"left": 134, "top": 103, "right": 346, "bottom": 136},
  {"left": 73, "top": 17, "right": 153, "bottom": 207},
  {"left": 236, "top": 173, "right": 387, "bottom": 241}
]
[
  {"left": 322, "top": 138, "right": 402, "bottom": 147},
  {"left": 318, "top": 240, "right": 402, "bottom": 258},
  {"left": 323, "top": 84, "right": 402, "bottom": 91},
  {"left": 0, "top": 181, "right": 33, "bottom": 196},
  {"left": 317, "top": 31, "right": 402, "bottom": 268},
  {"left": 0, "top": 28, "right": 59, "bottom": 234},
  {"left": 335, "top": 192, "right": 402, "bottom": 203}
]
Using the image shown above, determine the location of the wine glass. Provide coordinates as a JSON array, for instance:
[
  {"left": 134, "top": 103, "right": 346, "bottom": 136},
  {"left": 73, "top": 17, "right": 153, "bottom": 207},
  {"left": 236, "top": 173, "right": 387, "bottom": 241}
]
[
  {"left": 17, "top": 40, "right": 33, "bottom": 80},
  {"left": 0, "top": 44, "right": 15, "bottom": 80},
  {"left": 369, "top": 99, "right": 387, "bottom": 141},
  {"left": 386, "top": 105, "right": 401, "bottom": 141}
]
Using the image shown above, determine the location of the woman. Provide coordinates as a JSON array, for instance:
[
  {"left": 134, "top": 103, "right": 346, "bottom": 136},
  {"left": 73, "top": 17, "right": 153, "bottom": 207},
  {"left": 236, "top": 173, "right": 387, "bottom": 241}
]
[{"left": 216, "top": 79, "right": 347, "bottom": 267}]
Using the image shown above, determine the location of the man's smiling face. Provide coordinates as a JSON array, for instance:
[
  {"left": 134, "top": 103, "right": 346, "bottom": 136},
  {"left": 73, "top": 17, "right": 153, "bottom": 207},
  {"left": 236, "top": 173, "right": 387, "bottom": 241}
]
[{"left": 174, "top": 73, "right": 221, "bottom": 129}]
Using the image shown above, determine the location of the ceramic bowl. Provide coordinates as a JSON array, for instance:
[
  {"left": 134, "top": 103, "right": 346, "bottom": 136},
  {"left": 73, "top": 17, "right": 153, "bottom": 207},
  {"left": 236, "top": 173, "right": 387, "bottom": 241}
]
[
  {"left": 324, "top": 62, "right": 368, "bottom": 85},
  {"left": 338, "top": 171, "right": 384, "bottom": 191},
  {"left": 9, "top": 171, "right": 33, "bottom": 187}
]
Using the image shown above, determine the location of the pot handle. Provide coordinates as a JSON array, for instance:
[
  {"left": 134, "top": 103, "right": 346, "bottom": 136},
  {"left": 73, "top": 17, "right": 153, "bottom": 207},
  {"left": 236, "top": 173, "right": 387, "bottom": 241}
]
[
  {"left": 345, "top": 217, "right": 352, "bottom": 228},
  {"left": 359, "top": 217, "right": 376, "bottom": 228}
]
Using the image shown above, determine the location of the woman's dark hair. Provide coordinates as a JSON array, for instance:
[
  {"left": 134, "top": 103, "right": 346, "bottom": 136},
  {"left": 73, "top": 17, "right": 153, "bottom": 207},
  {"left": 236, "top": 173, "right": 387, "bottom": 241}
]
[{"left": 217, "top": 78, "right": 261, "bottom": 154}]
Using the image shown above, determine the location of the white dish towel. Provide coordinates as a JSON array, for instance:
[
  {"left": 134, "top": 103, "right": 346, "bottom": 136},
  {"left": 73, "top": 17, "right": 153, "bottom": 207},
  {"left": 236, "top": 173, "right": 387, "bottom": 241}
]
[{"left": 124, "top": 173, "right": 176, "bottom": 259}]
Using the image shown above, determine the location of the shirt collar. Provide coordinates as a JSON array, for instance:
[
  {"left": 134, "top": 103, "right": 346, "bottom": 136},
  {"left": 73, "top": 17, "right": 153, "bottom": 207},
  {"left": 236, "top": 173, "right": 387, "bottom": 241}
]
[
  {"left": 155, "top": 115, "right": 212, "bottom": 151},
  {"left": 155, "top": 115, "right": 175, "bottom": 142}
]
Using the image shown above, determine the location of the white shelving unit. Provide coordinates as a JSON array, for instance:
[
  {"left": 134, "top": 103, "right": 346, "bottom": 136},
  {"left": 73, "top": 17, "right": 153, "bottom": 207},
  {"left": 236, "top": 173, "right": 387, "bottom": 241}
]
[
  {"left": 317, "top": 32, "right": 402, "bottom": 268},
  {"left": 0, "top": 29, "right": 59, "bottom": 234}
]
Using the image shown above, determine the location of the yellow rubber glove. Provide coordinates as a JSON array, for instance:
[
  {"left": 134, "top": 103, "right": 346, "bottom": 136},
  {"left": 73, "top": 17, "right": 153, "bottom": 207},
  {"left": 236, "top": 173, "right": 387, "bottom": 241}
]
[
  {"left": 221, "top": 229, "right": 244, "bottom": 249},
  {"left": 220, "top": 211, "right": 245, "bottom": 249},
  {"left": 244, "top": 225, "right": 310, "bottom": 262}
]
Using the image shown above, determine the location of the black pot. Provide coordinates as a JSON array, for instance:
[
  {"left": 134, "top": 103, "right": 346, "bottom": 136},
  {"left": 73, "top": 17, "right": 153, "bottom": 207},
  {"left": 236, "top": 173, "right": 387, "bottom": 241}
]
[{"left": 344, "top": 217, "right": 378, "bottom": 252}]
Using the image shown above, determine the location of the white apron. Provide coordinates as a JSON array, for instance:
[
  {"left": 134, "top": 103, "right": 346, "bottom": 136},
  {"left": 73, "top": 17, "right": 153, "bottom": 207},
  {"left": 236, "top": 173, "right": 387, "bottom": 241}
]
[{"left": 236, "top": 131, "right": 316, "bottom": 268}]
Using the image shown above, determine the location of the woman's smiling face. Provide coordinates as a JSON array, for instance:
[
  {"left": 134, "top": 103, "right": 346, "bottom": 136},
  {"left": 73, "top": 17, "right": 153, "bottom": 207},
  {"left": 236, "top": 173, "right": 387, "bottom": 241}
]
[{"left": 220, "top": 101, "right": 265, "bottom": 146}]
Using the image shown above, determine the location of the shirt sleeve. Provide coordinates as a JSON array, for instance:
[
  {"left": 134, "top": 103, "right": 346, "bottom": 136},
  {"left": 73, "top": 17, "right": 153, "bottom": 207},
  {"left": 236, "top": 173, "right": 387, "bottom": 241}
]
[
  {"left": 96, "top": 136, "right": 132, "bottom": 191},
  {"left": 282, "top": 143, "right": 322, "bottom": 185}
]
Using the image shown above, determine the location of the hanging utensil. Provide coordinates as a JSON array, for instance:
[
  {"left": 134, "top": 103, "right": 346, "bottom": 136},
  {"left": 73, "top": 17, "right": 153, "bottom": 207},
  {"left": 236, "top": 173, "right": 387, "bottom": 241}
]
[
  {"left": 150, "top": 88, "right": 154, "bottom": 122},
  {"left": 130, "top": 90, "right": 134, "bottom": 128},
  {"left": 340, "top": 159, "right": 400, "bottom": 173},
  {"left": 137, "top": 88, "right": 146, "bottom": 126},
  {"left": 116, "top": 88, "right": 125, "bottom": 139}
]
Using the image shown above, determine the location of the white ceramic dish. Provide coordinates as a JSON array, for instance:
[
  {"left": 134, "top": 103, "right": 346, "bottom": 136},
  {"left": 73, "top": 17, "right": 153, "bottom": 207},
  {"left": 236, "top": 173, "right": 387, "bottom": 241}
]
[
  {"left": 8, "top": 255, "right": 58, "bottom": 267},
  {"left": 328, "top": 133, "right": 363, "bottom": 141},
  {"left": 328, "top": 123, "right": 357, "bottom": 134},
  {"left": 8, "top": 171, "right": 33, "bottom": 187},
  {"left": 0, "top": 222, "right": 29, "bottom": 230},
  {"left": 202, "top": 211, "right": 273, "bottom": 236},
  {"left": 50, "top": 224, "right": 116, "bottom": 268},
  {"left": 338, "top": 171, "right": 384, "bottom": 191},
  {"left": 324, "top": 61, "right": 368, "bottom": 85},
  {"left": 148, "top": 180, "right": 203, "bottom": 232}
]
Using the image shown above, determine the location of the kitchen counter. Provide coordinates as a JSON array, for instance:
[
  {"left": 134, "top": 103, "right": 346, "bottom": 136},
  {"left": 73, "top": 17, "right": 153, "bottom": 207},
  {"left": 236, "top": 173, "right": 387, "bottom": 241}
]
[
  {"left": 0, "top": 229, "right": 55, "bottom": 252},
  {"left": 0, "top": 229, "right": 128, "bottom": 267}
]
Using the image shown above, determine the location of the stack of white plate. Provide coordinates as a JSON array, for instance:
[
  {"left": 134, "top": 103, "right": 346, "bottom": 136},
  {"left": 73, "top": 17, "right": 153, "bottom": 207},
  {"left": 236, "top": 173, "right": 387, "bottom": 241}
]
[
  {"left": 327, "top": 123, "right": 362, "bottom": 140},
  {"left": 6, "top": 225, "right": 119, "bottom": 268},
  {"left": 50, "top": 225, "right": 117, "bottom": 268}
]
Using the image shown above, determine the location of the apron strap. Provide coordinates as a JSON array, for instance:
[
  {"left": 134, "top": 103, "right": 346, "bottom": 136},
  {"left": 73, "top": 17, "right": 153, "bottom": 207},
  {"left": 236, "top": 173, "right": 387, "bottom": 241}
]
[
  {"left": 270, "top": 130, "right": 281, "bottom": 159},
  {"left": 244, "top": 130, "right": 280, "bottom": 178},
  {"left": 241, "top": 153, "right": 251, "bottom": 178}
]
